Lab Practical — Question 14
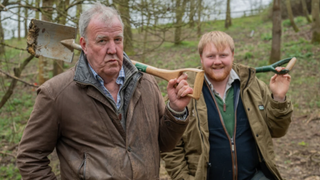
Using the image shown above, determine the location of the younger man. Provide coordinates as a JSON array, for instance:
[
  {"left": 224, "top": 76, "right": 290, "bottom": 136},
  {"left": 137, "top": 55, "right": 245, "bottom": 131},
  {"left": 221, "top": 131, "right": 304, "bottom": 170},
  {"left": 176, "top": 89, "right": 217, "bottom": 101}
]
[{"left": 161, "top": 31, "right": 293, "bottom": 180}]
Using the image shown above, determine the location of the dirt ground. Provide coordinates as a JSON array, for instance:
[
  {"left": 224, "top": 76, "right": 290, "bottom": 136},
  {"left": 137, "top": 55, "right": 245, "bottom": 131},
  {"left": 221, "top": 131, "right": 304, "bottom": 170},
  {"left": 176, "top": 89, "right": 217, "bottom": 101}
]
[{"left": 159, "top": 111, "right": 320, "bottom": 180}]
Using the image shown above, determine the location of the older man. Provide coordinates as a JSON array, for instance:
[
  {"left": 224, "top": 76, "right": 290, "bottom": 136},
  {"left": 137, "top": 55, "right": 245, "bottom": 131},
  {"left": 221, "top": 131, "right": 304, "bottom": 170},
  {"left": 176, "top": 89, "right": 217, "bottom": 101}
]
[
  {"left": 161, "top": 31, "right": 293, "bottom": 180},
  {"left": 17, "top": 2, "right": 192, "bottom": 179}
]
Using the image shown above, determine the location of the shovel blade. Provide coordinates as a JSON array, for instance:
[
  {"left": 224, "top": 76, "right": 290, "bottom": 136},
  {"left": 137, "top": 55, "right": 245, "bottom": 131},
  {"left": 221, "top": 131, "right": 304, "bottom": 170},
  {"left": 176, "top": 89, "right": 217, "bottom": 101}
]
[{"left": 27, "top": 19, "right": 78, "bottom": 63}]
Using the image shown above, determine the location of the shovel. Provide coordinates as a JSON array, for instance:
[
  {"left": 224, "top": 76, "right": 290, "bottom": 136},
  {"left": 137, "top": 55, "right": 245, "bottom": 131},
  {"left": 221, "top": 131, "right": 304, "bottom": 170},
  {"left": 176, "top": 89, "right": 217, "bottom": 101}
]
[{"left": 27, "top": 19, "right": 205, "bottom": 100}]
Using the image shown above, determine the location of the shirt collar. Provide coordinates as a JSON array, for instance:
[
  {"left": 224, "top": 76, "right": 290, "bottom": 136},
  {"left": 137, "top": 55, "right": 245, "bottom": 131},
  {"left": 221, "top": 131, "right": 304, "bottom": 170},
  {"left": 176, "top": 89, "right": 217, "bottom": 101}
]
[
  {"left": 204, "top": 69, "right": 240, "bottom": 95},
  {"left": 88, "top": 64, "right": 125, "bottom": 85}
]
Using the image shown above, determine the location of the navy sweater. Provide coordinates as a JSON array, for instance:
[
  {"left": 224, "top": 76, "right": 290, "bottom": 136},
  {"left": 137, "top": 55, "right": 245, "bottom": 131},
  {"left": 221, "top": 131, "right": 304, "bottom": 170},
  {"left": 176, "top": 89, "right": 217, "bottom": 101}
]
[{"left": 204, "top": 81, "right": 259, "bottom": 180}]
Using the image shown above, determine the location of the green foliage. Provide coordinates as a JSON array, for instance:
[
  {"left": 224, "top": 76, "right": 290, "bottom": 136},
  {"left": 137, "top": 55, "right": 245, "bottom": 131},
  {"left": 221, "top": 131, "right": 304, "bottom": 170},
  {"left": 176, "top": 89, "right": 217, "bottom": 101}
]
[
  {"left": 282, "top": 19, "right": 292, "bottom": 27},
  {"left": 244, "top": 52, "right": 253, "bottom": 60},
  {"left": 298, "top": 141, "right": 307, "bottom": 146},
  {"left": 283, "top": 16, "right": 308, "bottom": 27},
  {"left": 260, "top": 33, "right": 272, "bottom": 41},
  {"left": 0, "top": 164, "right": 21, "bottom": 180}
]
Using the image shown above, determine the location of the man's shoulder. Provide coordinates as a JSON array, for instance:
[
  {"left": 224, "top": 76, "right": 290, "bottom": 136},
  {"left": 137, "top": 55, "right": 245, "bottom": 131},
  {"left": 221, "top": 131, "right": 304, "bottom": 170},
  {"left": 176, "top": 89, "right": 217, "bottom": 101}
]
[
  {"left": 37, "top": 67, "right": 76, "bottom": 96},
  {"left": 139, "top": 72, "right": 157, "bottom": 84}
]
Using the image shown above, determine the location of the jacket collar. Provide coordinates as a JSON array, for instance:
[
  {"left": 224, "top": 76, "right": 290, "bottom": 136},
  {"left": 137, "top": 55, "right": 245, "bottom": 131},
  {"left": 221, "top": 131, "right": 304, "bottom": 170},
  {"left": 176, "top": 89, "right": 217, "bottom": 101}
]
[
  {"left": 74, "top": 51, "right": 139, "bottom": 88},
  {"left": 232, "top": 63, "right": 256, "bottom": 90}
]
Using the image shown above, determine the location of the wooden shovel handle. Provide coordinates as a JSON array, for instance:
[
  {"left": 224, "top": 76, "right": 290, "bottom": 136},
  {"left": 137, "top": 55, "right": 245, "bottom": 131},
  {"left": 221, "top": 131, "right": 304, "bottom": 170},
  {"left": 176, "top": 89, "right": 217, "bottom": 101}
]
[
  {"left": 132, "top": 60, "right": 204, "bottom": 100},
  {"left": 285, "top": 57, "right": 297, "bottom": 71}
]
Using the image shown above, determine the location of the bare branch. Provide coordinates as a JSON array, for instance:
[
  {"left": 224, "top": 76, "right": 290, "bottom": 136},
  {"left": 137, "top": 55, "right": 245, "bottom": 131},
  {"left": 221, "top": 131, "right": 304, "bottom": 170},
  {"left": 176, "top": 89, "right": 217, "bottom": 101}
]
[
  {"left": 0, "top": 42, "right": 25, "bottom": 51},
  {"left": 0, "top": 55, "right": 35, "bottom": 109},
  {"left": 0, "top": 68, "right": 38, "bottom": 87}
]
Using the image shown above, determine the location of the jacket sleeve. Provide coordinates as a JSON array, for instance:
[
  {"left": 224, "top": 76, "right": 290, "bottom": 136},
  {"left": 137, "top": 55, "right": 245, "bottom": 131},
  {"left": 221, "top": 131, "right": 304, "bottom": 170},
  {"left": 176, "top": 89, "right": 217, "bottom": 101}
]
[
  {"left": 258, "top": 78, "right": 293, "bottom": 138},
  {"left": 154, "top": 75, "right": 189, "bottom": 152},
  {"left": 17, "top": 86, "right": 59, "bottom": 179},
  {"left": 161, "top": 139, "right": 195, "bottom": 180}
]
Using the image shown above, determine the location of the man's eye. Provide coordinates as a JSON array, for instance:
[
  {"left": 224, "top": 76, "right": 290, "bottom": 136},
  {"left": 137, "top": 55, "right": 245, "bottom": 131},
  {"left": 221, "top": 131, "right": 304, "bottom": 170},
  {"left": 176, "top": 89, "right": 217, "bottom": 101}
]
[
  {"left": 98, "top": 39, "right": 105, "bottom": 43},
  {"left": 115, "top": 38, "right": 122, "bottom": 42}
]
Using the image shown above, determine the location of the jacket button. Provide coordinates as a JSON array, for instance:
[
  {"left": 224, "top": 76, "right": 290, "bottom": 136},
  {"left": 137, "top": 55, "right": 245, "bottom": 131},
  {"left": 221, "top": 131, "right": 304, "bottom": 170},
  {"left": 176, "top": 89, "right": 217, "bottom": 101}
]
[
  {"left": 247, "top": 108, "right": 250, "bottom": 111},
  {"left": 128, "top": 146, "right": 132, "bottom": 152},
  {"left": 256, "top": 134, "right": 259, "bottom": 137}
]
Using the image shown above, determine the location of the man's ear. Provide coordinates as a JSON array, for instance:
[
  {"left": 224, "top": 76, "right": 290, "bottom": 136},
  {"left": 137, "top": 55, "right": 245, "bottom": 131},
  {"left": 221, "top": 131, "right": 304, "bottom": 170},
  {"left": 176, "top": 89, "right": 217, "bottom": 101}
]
[
  {"left": 200, "top": 54, "right": 203, "bottom": 64},
  {"left": 80, "top": 37, "right": 87, "bottom": 54},
  {"left": 232, "top": 51, "right": 235, "bottom": 62}
]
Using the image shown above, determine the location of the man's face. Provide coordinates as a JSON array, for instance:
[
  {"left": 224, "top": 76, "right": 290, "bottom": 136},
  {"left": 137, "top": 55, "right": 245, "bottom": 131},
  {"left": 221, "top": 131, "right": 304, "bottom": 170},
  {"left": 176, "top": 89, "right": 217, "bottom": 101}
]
[
  {"left": 200, "top": 43, "right": 234, "bottom": 82},
  {"left": 80, "top": 16, "right": 124, "bottom": 80}
]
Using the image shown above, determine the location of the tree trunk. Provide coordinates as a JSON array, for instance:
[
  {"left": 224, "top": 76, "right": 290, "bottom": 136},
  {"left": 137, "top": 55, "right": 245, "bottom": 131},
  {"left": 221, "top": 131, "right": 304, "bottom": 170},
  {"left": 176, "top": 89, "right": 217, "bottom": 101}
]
[
  {"left": 24, "top": 0, "right": 29, "bottom": 38},
  {"left": 0, "top": 13, "right": 5, "bottom": 55},
  {"left": 286, "top": 0, "right": 299, "bottom": 32},
  {"left": 18, "top": 1, "right": 21, "bottom": 40},
  {"left": 142, "top": 0, "right": 151, "bottom": 63},
  {"left": 311, "top": 0, "right": 320, "bottom": 43},
  {"left": 35, "top": 0, "right": 40, "bottom": 19},
  {"left": 301, "top": 0, "right": 312, "bottom": 23},
  {"left": 76, "top": 0, "right": 82, "bottom": 42},
  {"left": 53, "top": 0, "right": 69, "bottom": 76},
  {"left": 270, "top": 0, "right": 282, "bottom": 64},
  {"left": 117, "top": 0, "right": 134, "bottom": 55},
  {"left": 197, "top": 0, "right": 202, "bottom": 37},
  {"left": 174, "top": 0, "right": 187, "bottom": 45},
  {"left": 189, "top": 0, "right": 195, "bottom": 27},
  {"left": 225, "top": 0, "right": 232, "bottom": 29},
  {"left": 38, "top": 0, "right": 54, "bottom": 85}
]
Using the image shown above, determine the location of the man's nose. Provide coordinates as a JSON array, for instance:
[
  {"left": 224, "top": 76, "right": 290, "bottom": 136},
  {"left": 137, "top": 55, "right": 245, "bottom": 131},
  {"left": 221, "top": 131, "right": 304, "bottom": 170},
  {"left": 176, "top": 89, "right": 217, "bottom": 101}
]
[
  {"left": 213, "top": 57, "right": 222, "bottom": 64},
  {"left": 107, "top": 41, "right": 116, "bottom": 54}
]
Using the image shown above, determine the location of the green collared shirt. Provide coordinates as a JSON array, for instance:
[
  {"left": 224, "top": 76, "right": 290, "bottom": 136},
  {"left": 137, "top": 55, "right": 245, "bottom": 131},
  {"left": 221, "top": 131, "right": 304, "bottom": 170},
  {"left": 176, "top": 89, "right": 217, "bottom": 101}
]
[{"left": 205, "top": 69, "right": 240, "bottom": 137}]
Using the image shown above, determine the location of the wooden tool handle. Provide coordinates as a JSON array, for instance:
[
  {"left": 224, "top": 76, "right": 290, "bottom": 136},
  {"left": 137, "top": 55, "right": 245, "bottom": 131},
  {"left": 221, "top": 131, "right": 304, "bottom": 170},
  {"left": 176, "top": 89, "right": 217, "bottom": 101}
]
[
  {"left": 131, "top": 60, "right": 204, "bottom": 100},
  {"left": 285, "top": 57, "right": 297, "bottom": 71}
]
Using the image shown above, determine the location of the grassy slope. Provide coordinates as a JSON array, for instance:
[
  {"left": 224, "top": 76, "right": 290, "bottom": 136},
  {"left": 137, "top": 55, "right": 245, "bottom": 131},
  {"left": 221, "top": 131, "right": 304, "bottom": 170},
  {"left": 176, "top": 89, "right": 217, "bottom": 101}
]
[{"left": 0, "top": 14, "right": 319, "bottom": 179}]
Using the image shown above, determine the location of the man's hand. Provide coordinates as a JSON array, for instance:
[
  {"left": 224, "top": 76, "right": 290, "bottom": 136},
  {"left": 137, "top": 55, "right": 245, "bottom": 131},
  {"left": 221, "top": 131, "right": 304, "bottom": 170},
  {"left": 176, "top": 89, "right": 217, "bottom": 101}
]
[
  {"left": 270, "top": 67, "right": 291, "bottom": 102},
  {"left": 167, "top": 73, "right": 193, "bottom": 112}
]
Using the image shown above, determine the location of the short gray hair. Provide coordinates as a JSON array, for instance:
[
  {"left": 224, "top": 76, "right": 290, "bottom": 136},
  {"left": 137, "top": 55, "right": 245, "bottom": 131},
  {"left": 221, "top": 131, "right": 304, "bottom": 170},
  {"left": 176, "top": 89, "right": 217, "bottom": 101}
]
[{"left": 79, "top": 2, "right": 124, "bottom": 39}]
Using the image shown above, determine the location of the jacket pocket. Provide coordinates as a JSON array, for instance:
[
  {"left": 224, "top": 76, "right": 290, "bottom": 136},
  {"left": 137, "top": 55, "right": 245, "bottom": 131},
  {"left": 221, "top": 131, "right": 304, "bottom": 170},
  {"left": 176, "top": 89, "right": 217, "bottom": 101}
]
[{"left": 78, "top": 152, "right": 87, "bottom": 180}]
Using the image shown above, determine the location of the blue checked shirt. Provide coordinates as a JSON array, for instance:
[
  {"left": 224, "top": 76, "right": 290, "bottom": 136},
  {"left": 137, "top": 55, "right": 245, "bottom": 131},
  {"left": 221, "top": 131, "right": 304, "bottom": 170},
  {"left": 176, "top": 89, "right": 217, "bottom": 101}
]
[{"left": 89, "top": 64, "right": 125, "bottom": 109}]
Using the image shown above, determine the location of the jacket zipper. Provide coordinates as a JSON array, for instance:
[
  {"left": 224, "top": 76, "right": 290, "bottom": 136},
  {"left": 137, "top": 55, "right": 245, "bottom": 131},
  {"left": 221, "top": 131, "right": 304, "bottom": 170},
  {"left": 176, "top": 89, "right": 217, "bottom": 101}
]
[
  {"left": 232, "top": 86, "right": 240, "bottom": 180},
  {"left": 195, "top": 100, "right": 209, "bottom": 170},
  {"left": 206, "top": 82, "right": 240, "bottom": 180}
]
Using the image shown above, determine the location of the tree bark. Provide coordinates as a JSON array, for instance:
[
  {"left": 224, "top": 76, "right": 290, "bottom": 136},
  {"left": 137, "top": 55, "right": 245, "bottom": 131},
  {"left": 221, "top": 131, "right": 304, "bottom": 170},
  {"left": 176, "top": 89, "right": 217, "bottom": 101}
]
[
  {"left": 53, "top": 0, "right": 69, "bottom": 77},
  {"left": 76, "top": 0, "right": 82, "bottom": 42},
  {"left": 0, "top": 12, "right": 5, "bottom": 55},
  {"left": 311, "top": 0, "right": 320, "bottom": 43},
  {"left": 142, "top": 0, "right": 151, "bottom": 63},
  {"left": 38, "top": 0, "right": 54, "bottom": 85},
  {"left": 225, "top": 0, "right": 232, "bottom": 29},
  {"left": 286, "top": 0, "right": 299, "bottom": 32},
  {"left": 301, "top": 0, "right": 312, "bottom": 23},
  {"left": 35, "top": 0, "right": 40, "bottom": 19},
  {"left": 270, "top": 0, "right": 282, "bottom": 64},
  {"left": 24, "top": 0, "right": 29, "bottom": 38},
  {"left": 174, "top": 0, "right": 187, "bottom": 45},
  {"left": 189, "top": 0, "right": 195, "bottom": 27},
  {"left": 197, "top": 0, "right": 202, "bottom": 37},
  {"left": 117, "top": 0, "right": 134, "bottom": 55},
  {"left": 18, "top": 1, "right": 21, "bottom": 40}
]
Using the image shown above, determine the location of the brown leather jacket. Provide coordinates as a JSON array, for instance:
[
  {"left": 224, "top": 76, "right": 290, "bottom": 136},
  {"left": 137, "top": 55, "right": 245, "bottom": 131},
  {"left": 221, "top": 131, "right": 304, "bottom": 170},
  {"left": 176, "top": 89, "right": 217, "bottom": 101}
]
[{"left": 17, "top": 52, "right": 189, "bottom": 180}]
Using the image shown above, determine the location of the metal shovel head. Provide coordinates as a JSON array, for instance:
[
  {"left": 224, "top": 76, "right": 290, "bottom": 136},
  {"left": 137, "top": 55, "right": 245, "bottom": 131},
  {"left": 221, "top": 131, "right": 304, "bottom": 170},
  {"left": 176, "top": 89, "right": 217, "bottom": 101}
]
[{"left": 27, "top": 19, "right": 77, "bottom": 63}]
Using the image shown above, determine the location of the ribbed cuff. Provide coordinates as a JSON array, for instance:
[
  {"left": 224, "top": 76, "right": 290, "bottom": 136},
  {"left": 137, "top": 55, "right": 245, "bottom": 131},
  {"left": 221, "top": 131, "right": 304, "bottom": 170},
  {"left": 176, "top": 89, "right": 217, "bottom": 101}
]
[{"left": 167, "top": 102, "right": 186, "bottom": 115}]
